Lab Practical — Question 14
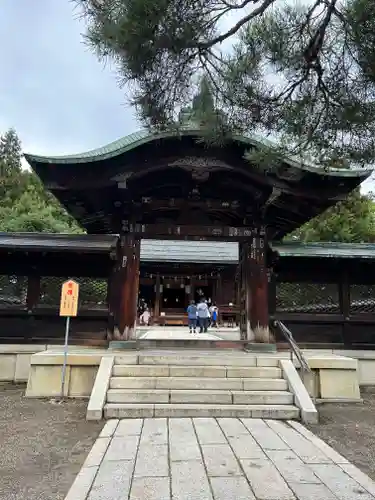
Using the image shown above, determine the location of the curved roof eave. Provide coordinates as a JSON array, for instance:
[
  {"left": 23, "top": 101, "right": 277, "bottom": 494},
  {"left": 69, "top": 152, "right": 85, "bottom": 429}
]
[{"left": 24, "top": 128, "right": 373, "bottom": 180}]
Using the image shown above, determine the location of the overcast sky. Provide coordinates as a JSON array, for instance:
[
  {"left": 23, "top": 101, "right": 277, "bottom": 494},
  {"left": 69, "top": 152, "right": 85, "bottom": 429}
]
[
  {"left": 0, "top": 0, "right": 373, "bottom": 192},
  {"left": 0, "top": 0, "right": 138, "bottom": 157}
]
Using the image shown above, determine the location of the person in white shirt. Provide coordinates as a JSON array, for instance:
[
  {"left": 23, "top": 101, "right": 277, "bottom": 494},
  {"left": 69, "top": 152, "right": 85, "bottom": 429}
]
[
  {"left": 197, "top": 298, "right": 210, "bottom": 333},
  {"left": 140, "top": 307, "right": 151, "bottom": 326}
]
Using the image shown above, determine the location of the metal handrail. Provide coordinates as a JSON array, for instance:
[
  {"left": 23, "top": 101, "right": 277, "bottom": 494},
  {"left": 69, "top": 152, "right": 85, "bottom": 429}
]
[{"left": 273, "top": 320, "right": 311, "bottom": 373}]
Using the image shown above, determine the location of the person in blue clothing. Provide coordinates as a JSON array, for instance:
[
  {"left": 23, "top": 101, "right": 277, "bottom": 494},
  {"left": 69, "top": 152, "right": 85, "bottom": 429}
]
[
  {"left": 186, "top": 300, "right": 198, "bottom": 334},
  {"left": 209, "top": 303, "right": 219, "bottom": 328}
]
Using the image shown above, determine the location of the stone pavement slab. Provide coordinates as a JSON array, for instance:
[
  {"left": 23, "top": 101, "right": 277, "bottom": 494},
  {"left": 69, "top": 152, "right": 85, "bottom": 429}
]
[
  {"left": 193, "top": 417, "right": 226, "bottom": 444},
  {"left": 210, "top": 476, "right": 256, "bottom": 500},
  {"left": 134, "top": 444, "right": 169, "bottom": 477},
  {"left": 200, "top": 443, "right": 243, "bottom": 476},
  {"left": 139, "top": 327, "right": 223, "bottom": 341},
  {"left": 104, "top": 435, "right": 139, "bottom": 461},
  {"left": 87, "top": 460, "right": 134, "bottom": 500},
  {"left": 130, "top": 477, "right": 170, "bottom": 500},
  {"left": 241, "top": 457, "right": 295, "bottom": 500},
  {"left": 267, "top": 419, "right": 332, "bottom": 463},
  {"left": 115, "top": 418, "right": 143, "bottom": 436},
  {"left": 140, "top": 417, "right": 168, "bottom": 444},
  {"left": 64, "top": 417, "right": 375, "bottom": 500}
]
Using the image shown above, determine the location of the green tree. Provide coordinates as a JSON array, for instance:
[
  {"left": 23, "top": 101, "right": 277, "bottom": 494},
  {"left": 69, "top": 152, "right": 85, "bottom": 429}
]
[
  {"left": 179, "top": 75, "right": 230, "bottom": 145},
  {"left": 0, "top": 128, "right": 22, "bottom": 176},
  {"left": 77, "top": 0, "right": 375, "bottom": 166},
  {"left": 0, "top": 129, "right": 83, "bottom": 233},
  {"left": 286, "top": 189, "right": 375, "bottom": 243}
]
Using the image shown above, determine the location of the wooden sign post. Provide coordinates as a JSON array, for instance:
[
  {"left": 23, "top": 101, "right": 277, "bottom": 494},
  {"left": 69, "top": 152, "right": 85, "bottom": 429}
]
[{"left": 59, "top": 279, "right": 79, "bottom": 399}]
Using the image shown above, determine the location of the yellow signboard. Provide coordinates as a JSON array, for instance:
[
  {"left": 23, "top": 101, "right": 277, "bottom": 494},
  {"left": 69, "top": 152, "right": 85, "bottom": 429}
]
[{"left": 59, "top": 279, "right": 79, "bottom": 317}]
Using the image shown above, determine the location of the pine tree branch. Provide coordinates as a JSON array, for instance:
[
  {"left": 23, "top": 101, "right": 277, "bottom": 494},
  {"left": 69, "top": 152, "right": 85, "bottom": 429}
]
[{"left": 198, "top": 0, "right": 276, "bottom": 49}]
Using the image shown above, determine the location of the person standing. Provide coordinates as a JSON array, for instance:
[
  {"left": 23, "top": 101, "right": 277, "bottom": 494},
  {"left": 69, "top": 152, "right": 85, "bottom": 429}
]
[
  {"left": 140, "top": 307, "right": 151, "bottom": 326},
  {"left": 209, "top": 303, "right": 219, "bottom": 328},
  {"left": 197, "top": 298, "right": 210, "bottom": 333},
  {"left": 186, "top": 300, "right": 198, "bottom": 334}
]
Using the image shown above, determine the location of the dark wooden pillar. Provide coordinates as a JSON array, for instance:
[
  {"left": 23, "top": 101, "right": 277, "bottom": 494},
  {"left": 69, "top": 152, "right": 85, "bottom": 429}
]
[
  {"left": 248, "top": 227, "right": 271, "bottom": 342},
  {"left": 107, "top": 268, "right": 116, "bottom": 340},
  {"left": 240, "top": 242, "right": 252, "bottom": 340},
  {"left": 340, "top": 268, "right": 351, "bottom": 346},
  {"left": 26, "top": 275, "right": 40, "bottom": 311},
  {"left": 24, "top": 275, "right": 40, "bottom": 342},
  {"left": 268, "top": 269, "right": 277, "bottom": 317},
  {"left": 154, "top": 273, "right": 161, "bottom": 322},
  {"left": 116, "top": 234, "right": 141, "bottom": 340},
  {"left": 235, "top": 268, "right": 241, "bottom": 308},
  {"left": 240, "top": 228, "right": 272, "bottom": 342}
]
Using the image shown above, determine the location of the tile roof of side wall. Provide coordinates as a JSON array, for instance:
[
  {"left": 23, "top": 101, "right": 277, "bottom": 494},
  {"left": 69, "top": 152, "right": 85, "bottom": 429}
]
[
  {"left": 140, "top": 240, "right": 375, "bottom": 262},
  {"left": 140, "top": 240, "right": 239, "bottom": 263}
]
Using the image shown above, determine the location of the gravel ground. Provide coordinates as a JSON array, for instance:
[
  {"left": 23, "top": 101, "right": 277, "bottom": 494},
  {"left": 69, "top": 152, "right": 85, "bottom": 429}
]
[
  {"left": 308, "top": 387, "right": 375, "bottom": 480},
  {"left": 0, "top": 383, "right": 102, "bottom": 500}
]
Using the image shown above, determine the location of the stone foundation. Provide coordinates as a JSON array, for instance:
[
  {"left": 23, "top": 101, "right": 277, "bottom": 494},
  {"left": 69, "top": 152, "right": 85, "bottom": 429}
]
[
  {"left": 0, "top": 345, "right": 46, "bottom": 382},
  {"left": 24, "top": 349, "right": 111, "bottom": 398},
  {"left": 298, "top": 356, "right": 361, "bottom": 401},
  {"left": 0, "top": 343, "right": 368, "bottom": 402}
]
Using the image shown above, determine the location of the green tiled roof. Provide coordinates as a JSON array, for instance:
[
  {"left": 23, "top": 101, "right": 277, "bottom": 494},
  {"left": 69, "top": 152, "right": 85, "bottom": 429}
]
[
  {"left": 25, "top": 129, "right": 150, "bottom": 163},
  {"left": 141, "top": 240, "right": 375, "bottom": 262},
  {"left": 0, "top": 234, "right": 374, "bottom": 261},
  {"left": 271, "top": 242, "right": 375, "bottom": 259},
  {"left": 24, "top": 128, "right": 372, "bottom": 178}
]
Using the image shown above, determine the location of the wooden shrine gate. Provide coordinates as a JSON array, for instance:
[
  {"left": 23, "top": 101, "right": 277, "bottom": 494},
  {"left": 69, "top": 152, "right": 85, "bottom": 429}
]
[{"left": 111, "top": 223, "right": 272, "bottom": 342}]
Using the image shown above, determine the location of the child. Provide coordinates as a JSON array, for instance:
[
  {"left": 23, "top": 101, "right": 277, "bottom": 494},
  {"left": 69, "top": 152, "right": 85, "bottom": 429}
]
[{"left": 210, "top": 304, "right": 218, "bottom": 328}]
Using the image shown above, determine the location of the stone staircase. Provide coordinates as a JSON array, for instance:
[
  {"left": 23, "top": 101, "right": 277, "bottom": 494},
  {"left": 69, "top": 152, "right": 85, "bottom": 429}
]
[{"left": 103, "top": 352, "right": 300, "bottom": 420}]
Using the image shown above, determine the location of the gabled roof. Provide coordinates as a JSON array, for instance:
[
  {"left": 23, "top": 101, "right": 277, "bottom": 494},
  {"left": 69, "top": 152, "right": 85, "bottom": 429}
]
[
  {"left": 25, "top": 128, "right": 372, "bottom": 178},
  {"left": 24, "top": 129, "right": 373, "bottom": 239}
]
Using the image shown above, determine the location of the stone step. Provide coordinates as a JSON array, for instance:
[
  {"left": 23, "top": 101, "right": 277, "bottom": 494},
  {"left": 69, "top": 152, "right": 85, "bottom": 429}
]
[
  {"left": 104, "top": 403, "right": 300, "bottom": 419},
  {"left": 114, "top": 354, "right": 279, "bottom": 367},
  {"left": 106, "top": 388, "right": 294, "bottom": 405},
  {"left": 109, "top": 376, "right": 288, "bottom": 391},
  {"left": 112, "top": 364, "right": 282, "bottom": 379}
]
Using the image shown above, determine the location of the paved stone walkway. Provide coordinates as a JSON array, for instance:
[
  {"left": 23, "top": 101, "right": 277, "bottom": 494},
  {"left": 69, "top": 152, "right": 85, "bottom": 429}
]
[
  {"left": 138, "top": 326, "right": 241, "bottom": 341},
  {"left": 65, "top": 418, "right": 375, "bottom": 500}
]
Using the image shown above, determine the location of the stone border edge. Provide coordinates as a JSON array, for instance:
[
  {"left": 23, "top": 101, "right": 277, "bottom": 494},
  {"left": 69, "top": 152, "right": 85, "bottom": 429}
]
[
  {"left": 280, "top": 359, "right": 319, "bottom": 425},
  {"left": 86, "top": 356, "right": 114, "bottom": 421}
]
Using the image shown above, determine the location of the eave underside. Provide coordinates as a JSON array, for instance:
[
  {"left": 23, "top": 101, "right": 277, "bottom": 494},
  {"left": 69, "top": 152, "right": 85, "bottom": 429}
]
[{"left": 27, "top": 135, "right": 369, "bottom": 239}]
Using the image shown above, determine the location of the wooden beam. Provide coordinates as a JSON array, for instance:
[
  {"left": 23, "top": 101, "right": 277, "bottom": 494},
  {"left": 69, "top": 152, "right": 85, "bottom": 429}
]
[
  {"left": 124, "top": 223, "right": 261, "bottom": 241},
  {"left": 136, "top": 198, "right": 248, "bottom": 212}
]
